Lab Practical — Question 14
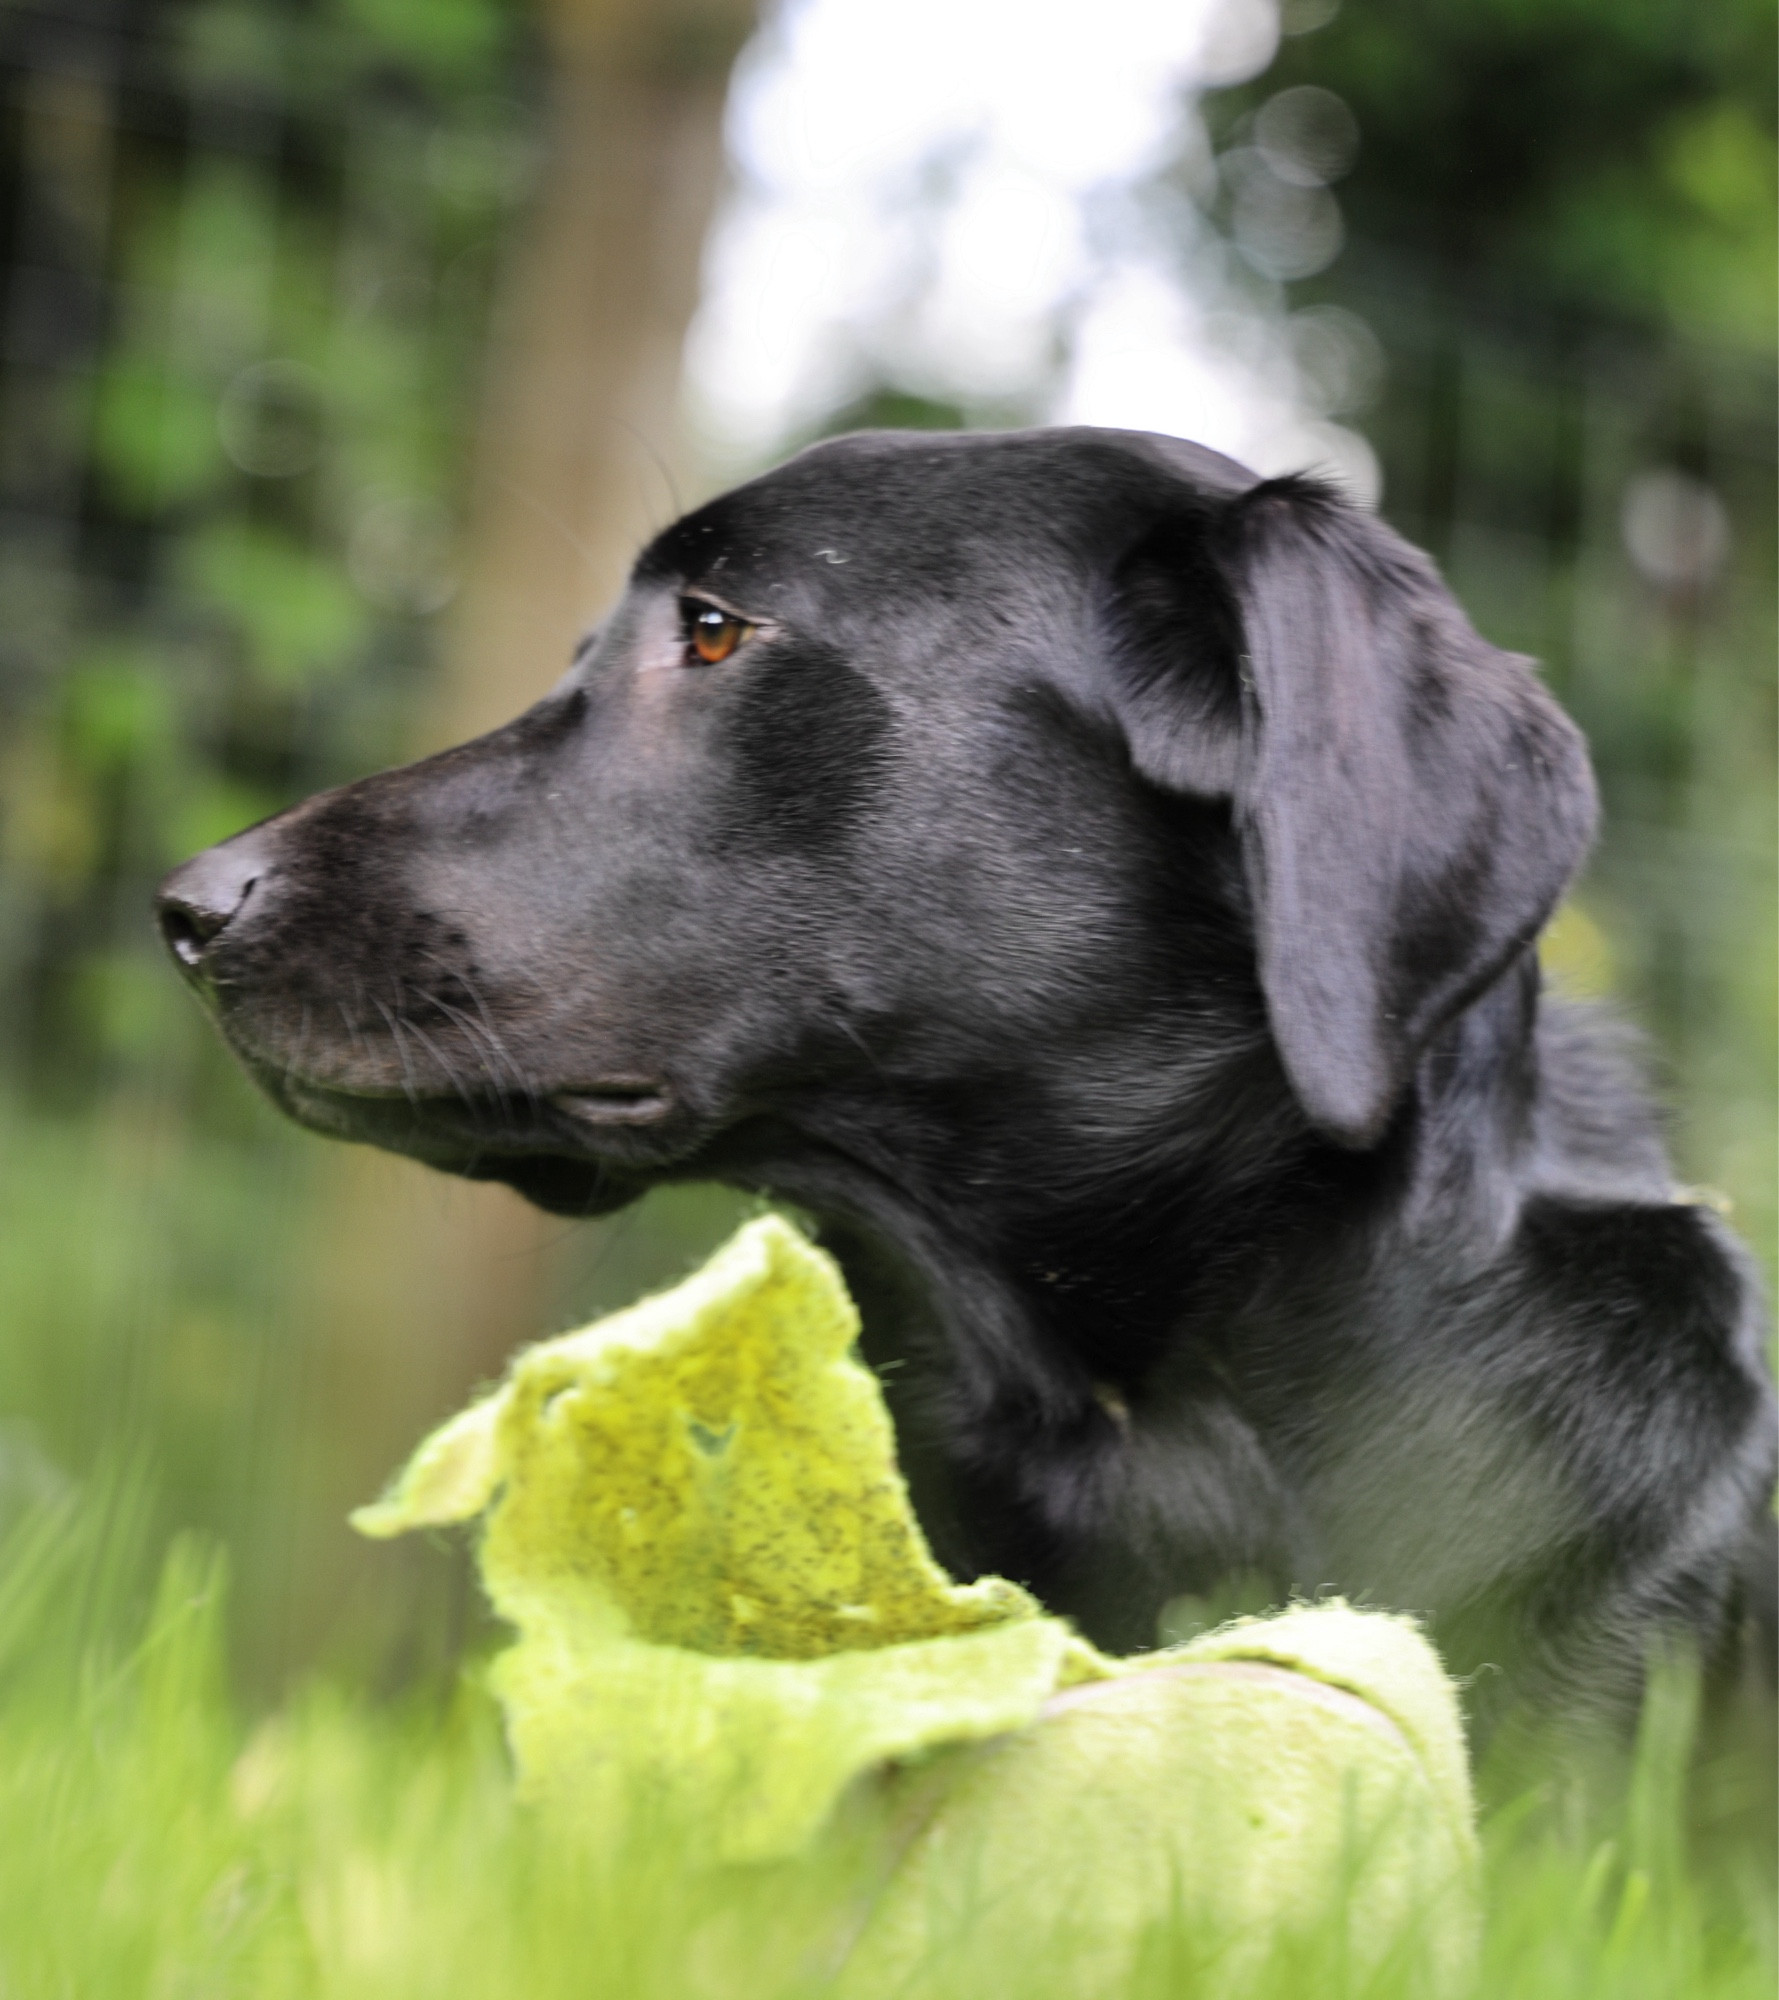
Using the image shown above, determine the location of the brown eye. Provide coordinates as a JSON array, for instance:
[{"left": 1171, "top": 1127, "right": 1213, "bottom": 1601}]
[{"left": 684, "top": 600, "right": 749, "bottom": 665}]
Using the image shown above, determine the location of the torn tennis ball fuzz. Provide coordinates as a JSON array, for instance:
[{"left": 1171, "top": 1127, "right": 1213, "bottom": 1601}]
[{"left": 356, "top": 1216, "right": 1478, "bottom": 1993}]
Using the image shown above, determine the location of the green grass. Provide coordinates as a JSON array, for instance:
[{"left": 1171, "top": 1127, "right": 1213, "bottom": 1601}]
[{"left": 0, "top": 1486, "right": 1770, "bottom": 2000}]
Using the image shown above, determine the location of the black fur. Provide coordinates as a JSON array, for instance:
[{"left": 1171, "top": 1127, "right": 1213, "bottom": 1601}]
[
  {"left": 156, "top": 426, "right": 1776, "bottom": 1735},
  {"left": 722, "top": 640, "right": 892, "bottom": 851}
]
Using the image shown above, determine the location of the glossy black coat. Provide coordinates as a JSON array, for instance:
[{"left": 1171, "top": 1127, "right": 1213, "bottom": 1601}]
[{"left": 158, "top": 428, "right": 1776, "bottom": 1733}]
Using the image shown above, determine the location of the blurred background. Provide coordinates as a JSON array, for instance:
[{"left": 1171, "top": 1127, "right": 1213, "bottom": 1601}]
[{"left": 0, "top": 0, "right": 1771, "bottom": 1693}]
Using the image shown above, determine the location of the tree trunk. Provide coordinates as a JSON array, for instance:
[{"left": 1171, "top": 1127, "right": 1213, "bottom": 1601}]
[{"left": 430, "top": 0, "right": 756, "bottom": 745}]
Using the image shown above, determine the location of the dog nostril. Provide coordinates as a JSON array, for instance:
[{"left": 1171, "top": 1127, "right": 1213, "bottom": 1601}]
[
  {"left": 159, "top": 901, "right": 217, "bottom": 969},
  {"left": 155, "top": 870, "right": 260, "bottom": 972}
]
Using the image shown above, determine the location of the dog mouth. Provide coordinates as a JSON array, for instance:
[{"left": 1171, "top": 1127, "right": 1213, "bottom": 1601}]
[
  {"left": 551, "top": 1080, "right": 675, "bottom": 1127},
  {"left": 254, "top": 1067, "right": 691, "bottom": 1215}
]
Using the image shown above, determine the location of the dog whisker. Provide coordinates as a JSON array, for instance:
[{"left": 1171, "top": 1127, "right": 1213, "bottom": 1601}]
[
  {"left": 391, "top": 976, "right": 485, "bottom": 1123},
  {"left": 602, "top": 411, "right": 682, "bottom": 527},
  {"left": 369, "top": 992, "right": 423, "bottom": 1113},
  {"left": 492, "top": 473, "right": 600, "bottom": 579},
  {"left": 413, "top": 964, "right": 531, "bottom": 1104},
  {"left": 424, "top": 992, "right": 503, "bottom": 1093},
  {"left": 400, "top": 1012, "right": 481, "bottom": 1124},
  {"left": 405, "top": 946, "right": 540, "bottom": 1116},
  {"left": 457, "top": 968, "right": 540, "bottom": 1115}
]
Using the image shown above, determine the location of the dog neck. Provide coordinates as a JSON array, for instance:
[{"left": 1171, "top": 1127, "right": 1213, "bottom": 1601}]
[{"left": 709, "top": 950, "right": 1554, "bottom": 1620}]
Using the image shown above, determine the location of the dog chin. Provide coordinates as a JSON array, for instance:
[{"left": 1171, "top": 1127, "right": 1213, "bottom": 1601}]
[{"left": 457, "top": 1151, "right": 641, "bottom": 1217}]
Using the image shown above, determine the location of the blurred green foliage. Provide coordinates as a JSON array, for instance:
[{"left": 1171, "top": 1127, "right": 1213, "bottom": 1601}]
[
  {"left": 1248, "top": 0, "right": 1776, "bottom": 344},
  {"left": 0, "top": 0, "right": 536, "bottom": 1096}
]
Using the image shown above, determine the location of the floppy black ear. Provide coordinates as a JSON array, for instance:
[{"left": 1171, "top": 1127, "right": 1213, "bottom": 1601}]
[{"left": 1114, "top": 474, "right": 1597, "bottom": 1147}]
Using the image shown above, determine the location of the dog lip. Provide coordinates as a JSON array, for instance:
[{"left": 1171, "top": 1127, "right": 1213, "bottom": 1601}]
[
  {"left": 550, "top": 1080, "right": 675, "bottom": 1127},
  {"left": 259, "top": 1062, "right": 678, "bottom": 1134}
]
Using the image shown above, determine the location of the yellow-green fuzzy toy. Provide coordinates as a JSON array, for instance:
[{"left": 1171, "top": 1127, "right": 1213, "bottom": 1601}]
[{"left": 357, "top": 1215, "right": 1479, "bottom": 1992}]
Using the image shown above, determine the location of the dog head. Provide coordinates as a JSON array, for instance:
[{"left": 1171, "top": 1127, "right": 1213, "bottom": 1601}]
[{"left": 156, "top": 427, "right": 1595, "bottom": 1213}]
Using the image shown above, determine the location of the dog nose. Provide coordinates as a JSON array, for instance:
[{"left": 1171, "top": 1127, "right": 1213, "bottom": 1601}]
[{"left": 155, "top": 834, "right": 271, "bottom": 976}]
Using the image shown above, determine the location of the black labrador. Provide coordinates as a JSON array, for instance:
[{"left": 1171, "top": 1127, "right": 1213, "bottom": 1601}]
[{"left": 156, "top": 427, "right": 1776, "bottom": 1735}]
